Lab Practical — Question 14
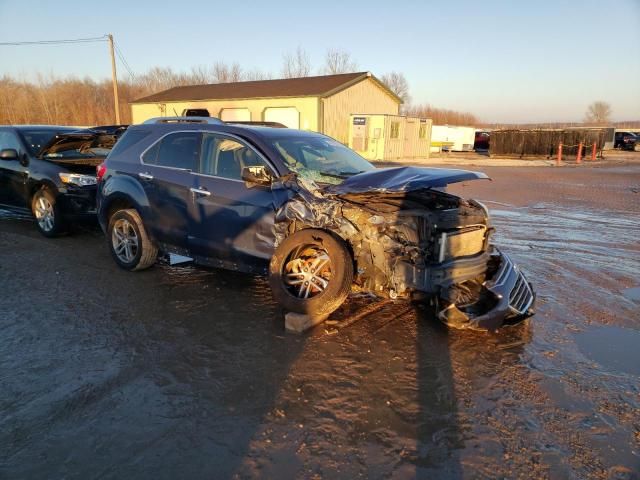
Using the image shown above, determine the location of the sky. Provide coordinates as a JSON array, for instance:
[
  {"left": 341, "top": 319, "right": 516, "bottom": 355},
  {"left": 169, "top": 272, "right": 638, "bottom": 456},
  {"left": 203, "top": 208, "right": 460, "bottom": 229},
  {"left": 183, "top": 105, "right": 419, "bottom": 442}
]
[{"left": 1, "top": 0, "right": 639, "bottom": 123}]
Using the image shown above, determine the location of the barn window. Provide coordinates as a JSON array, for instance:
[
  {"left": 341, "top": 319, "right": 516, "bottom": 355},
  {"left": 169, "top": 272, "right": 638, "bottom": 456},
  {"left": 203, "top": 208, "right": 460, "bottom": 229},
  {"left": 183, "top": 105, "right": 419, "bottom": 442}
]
[{"left": 390, "top": 122, "right": 400, "bottom": 139}]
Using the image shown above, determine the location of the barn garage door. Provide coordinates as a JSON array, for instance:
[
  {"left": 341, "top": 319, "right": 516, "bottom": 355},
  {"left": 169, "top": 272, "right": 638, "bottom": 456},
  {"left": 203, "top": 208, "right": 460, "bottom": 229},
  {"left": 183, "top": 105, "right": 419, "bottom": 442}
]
[
  {"left": 263, "top": 107, "right": 299, "bottom": 129},
  {"left": 220, "top": 108, "right": 251, "bottom": 122}
]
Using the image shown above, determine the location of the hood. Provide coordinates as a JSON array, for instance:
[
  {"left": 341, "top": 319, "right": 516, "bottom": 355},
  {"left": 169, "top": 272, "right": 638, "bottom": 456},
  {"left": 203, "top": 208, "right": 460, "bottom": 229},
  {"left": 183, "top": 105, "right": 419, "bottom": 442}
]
[
  {"left": 325, "top": 166, "right": 489, "bottom": 195},
  {"left": 38, "top": 128, "right": 124, "bottom": 165}
]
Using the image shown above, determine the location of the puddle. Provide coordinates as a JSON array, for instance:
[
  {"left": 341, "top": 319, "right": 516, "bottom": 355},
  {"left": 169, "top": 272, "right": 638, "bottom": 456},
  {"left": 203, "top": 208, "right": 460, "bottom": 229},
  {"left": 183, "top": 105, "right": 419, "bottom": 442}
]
[
  {"left": 622, "top": 287, "right": 640, "bottom": 303},
  {"left": 575, "top": 326, "right": 640, "bottom": 376},
  {"left": 490, "top": 209, "right": 522, "bottom": 218}
]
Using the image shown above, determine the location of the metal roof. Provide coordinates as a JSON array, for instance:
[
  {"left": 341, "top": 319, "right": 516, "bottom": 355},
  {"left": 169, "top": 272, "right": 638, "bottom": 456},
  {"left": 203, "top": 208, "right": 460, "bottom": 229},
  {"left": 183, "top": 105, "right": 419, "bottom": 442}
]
[{"left": 131, "top": 72, "right": 402, "bottom": 104}]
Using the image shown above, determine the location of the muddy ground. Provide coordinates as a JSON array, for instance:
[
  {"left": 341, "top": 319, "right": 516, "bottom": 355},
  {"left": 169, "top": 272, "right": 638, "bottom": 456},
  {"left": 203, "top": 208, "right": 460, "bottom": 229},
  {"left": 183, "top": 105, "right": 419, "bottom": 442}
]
[{"left": 1, "top": 163, "right": 639, "bottom": 479}]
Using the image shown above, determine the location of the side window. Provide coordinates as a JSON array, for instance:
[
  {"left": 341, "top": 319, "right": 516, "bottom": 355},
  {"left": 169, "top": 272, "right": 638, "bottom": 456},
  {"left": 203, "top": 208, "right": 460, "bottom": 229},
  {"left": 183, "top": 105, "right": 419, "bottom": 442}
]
[
  {"left": 390, "top": 122, "right": 400, "bottom": 139},
  {"left": 0, "top": 131, "right": 22, "bottom": 152},
  {"left": 142, "top": 142, "right": 160, "bottom": 164},
  {"left": 199, "top": 133, "right": 272, "bottom": 180},
  {"left": 143, "top": 132, "right": 201, "bottom": 170}
]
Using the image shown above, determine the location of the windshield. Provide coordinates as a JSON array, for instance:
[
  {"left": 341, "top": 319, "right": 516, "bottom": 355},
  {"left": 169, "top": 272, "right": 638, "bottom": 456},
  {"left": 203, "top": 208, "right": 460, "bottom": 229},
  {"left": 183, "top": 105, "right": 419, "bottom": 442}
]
[
  {"left": 18, "top": 128, "right": 75, "bottom": 156},
  {"left": 270, "top": 135, "right": 375, "bottom": 184}
]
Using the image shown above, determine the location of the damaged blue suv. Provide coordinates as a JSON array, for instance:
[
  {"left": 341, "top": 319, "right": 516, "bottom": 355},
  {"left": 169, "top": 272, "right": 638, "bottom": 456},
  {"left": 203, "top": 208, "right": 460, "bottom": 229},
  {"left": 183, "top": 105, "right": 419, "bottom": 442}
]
[{"left": 97, "top": 117, "right": 534, "bottom": 330}]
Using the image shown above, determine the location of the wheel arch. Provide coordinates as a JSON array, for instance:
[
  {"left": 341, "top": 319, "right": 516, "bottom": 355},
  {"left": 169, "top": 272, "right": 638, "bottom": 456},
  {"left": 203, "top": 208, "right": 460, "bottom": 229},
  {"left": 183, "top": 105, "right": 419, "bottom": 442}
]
[
  {"left": 284, "top": 225, "right": 357, "bottom": 273},
  {"left": 98, "top": 175, "right": 151, "bottom": 230},
  {"left": 30, "top": 179, "right": 59, "bottom": 199}
]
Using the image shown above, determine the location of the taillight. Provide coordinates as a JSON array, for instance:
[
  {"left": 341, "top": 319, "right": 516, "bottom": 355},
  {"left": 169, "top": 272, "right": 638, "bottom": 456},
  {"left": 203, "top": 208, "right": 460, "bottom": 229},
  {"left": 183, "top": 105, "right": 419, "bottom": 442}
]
[{"left": 96, "top": 163, "right": 107, "bottom": 182}]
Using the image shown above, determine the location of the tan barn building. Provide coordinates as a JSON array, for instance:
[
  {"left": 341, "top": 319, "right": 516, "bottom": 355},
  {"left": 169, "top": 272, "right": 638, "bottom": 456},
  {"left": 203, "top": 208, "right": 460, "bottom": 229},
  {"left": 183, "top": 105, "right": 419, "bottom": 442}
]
[{"left": 130, "top": 72, "right": 401, "bottom": 145}]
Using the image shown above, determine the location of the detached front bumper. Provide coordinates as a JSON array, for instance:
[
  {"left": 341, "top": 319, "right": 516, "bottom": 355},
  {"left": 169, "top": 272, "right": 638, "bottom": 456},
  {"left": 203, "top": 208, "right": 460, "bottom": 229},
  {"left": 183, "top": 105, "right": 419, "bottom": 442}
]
[{"left": 438, "top": 250, "right": 535, "bottom": 330}]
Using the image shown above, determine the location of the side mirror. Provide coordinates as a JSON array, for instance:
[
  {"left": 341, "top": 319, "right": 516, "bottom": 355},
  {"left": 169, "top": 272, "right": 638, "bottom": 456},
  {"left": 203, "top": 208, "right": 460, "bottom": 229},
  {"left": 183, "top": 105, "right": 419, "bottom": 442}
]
[
  {"left": 241, "top": 165, "right": 272, "bottom": 187},
  {"left": 0, "top": 148, "right": 19, "bottom": 161}
]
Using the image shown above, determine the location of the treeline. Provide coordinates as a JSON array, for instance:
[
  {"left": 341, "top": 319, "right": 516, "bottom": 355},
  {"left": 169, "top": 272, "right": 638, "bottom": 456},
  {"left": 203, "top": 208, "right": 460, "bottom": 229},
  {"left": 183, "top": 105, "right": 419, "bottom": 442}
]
[
  {"left": 406, "top": 104, "right": 478, "bottom": 126},
  {"left": 0, "top": 48, "right": 481, "bottom": 126}
]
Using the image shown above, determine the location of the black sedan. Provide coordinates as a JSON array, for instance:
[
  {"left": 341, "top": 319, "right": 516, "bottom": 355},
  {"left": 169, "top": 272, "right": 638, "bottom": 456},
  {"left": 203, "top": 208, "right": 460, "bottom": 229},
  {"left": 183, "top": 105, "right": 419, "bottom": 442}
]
[{"left": 0, "top": 125, "right": 124, "bottom": 236}]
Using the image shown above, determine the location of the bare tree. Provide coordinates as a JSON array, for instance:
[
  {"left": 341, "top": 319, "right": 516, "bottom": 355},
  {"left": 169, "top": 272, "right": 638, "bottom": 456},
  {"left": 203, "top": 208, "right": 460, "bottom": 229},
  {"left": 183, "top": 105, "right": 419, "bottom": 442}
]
[
  {"left": 381, "top": 71, "right": 410, "bottom": 105},
  {"left": 136, "top": 67, "right": 190, "bottom": 93},
  {"left": 323, "top": 49, "right": 358, "bottom": 74},
  {"left": 281, "top": 47, "right": 311, "bottom": 78},
  {"left": 211, "top": 62, "right": 244, "bottom": 83},
  {"left": 584, "top": 101, "right": 612, "bottom": 124},
  {"left": 190, "top": 65, "right": 214, "bottom": 84},
  {"left": 244, "top": 68, "right": 272, "bottom": 81}
]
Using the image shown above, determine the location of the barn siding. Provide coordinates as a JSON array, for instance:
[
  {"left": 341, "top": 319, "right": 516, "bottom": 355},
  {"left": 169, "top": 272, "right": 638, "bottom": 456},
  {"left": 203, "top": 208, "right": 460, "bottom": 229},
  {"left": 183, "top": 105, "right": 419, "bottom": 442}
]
[
  {"left": 322, "top": 78, "right": 399, "bottom": 144},
  {"left": 131, "top": 97, "right": 319, "bottom": 130}
]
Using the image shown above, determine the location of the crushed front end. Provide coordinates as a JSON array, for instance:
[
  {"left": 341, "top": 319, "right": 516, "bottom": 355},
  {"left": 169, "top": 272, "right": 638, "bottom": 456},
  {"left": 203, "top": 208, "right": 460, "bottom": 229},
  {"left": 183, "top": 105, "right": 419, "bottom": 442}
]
[{"left": 272, "top": 167, "right": 535, "bottom": 330}]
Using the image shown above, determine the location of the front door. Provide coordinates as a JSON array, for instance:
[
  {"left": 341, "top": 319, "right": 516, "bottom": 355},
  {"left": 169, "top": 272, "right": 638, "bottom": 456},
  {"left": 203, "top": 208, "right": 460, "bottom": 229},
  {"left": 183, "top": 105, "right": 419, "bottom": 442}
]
[
  {"left": 0, "top": 130, "right": 29, "bottom": 207},
  {"left": 188, "top": 132, "right": 277, "bottom": 271},
  {"left": 139, "top": 131, "right": 200, "bottom": 250}
]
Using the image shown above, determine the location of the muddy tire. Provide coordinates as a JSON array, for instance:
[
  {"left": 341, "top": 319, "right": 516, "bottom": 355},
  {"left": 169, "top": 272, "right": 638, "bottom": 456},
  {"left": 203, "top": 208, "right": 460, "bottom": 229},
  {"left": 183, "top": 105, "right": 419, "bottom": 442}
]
[
  {"left": 107, "top": 209, "right": 157, "bottom": 271},
  {"left": 32, "top": 187, "right": 66, "bottom": 237},
  {"left": 269, "top": 228, "right": 353, "bottom": 317}
]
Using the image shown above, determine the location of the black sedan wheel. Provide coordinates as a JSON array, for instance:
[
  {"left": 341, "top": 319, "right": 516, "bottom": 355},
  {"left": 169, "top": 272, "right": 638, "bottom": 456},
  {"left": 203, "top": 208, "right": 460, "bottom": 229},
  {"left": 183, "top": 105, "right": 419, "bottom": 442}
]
[{"left": 31, "top": 188, "right": 66, "bottom": 237}]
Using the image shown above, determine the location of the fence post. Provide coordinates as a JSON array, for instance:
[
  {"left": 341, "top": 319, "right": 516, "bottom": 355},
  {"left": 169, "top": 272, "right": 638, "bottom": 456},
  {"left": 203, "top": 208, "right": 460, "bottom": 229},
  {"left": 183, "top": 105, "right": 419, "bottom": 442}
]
[
  {"left": 591, "top": 142, "right": 597, "bottom": 161},
  {"left": 557, "top": 142, "right": 563, "bottom": 165},
  {"left": 577, "top": 142, "right": 583, "bottom": 164}
]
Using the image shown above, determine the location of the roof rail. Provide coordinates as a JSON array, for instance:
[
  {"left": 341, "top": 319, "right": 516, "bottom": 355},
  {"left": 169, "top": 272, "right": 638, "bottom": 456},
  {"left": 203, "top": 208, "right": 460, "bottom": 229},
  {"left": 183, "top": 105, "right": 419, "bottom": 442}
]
[{"left": 142, "top": 116, "right": 224, "bottom": 125}]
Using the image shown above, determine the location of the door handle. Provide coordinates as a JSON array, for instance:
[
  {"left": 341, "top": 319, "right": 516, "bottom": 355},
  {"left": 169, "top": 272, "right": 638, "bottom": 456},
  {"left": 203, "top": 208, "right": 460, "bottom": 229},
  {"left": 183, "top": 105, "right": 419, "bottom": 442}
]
[
  {"left": 190, "top": 187, "right": 211, "bottom": 197},
  {"left": 138, "top": 172, "right": 153, "bottom": 180}
]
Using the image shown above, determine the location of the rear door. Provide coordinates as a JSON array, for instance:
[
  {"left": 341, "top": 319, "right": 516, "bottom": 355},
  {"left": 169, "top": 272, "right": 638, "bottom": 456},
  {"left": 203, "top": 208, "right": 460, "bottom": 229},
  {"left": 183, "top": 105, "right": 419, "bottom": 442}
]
[
  {"left": 0, "top": 130, "right": 29, "bottom": 207},
  {"left": 139, "top": 131, "right": 200, "bottom": 250},
  {"left": 188, "top": 132, "right": 277, "bottom": 271}
]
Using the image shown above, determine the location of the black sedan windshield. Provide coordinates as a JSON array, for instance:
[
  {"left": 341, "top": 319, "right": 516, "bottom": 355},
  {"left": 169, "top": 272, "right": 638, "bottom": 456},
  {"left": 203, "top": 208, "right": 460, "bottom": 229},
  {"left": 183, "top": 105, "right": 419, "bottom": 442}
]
[
  {"left": 270, "top": 135, "right": 375, "bottom": 184},
  {"left": 18, "top": 128, "right": 76, "bottom": 156}
]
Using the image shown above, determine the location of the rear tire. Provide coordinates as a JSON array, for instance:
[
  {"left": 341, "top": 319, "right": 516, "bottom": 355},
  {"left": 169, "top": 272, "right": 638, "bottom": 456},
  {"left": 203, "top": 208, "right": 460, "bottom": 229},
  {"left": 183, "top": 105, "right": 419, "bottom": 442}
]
[
  {"left": 269, "top": 228, "right": 353, "bottom": 317},
  {"left": 107, "top": 208, "right": 157, "bottom": 271},
  {"left": 32, "top": 187, "right": 66, "bottom": 237}
]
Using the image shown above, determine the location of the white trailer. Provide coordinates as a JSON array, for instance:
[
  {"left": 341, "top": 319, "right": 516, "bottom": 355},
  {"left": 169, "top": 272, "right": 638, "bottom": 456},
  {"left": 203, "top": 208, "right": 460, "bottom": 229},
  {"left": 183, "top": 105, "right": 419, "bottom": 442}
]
[{"left": 430, "top": 125, "right": 476, "bottom": 152}]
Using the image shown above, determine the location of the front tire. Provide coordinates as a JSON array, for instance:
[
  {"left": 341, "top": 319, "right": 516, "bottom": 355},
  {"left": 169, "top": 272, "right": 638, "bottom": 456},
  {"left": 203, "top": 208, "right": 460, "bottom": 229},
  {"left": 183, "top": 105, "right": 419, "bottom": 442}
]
[
  {"left": 269, "top": 228, "right": 354, "bottom": 317},
  {"left": 107, "top": 208, "right": 158, "bottom": 271},
  {"left": 32, "top": 188, "right": 66, "bottom": 237}
]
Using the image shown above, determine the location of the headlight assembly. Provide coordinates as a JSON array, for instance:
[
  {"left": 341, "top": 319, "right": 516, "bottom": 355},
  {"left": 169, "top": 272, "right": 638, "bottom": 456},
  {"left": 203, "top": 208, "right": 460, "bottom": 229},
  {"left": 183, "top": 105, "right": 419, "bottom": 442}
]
[{"left": 58, "top": 173, "right": 97, "bottom": 187}]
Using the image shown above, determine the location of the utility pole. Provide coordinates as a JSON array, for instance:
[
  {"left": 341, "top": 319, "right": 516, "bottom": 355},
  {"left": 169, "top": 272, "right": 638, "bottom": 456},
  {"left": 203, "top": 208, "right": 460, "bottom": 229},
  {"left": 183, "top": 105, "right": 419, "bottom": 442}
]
[{"left": 107, "top": 34, "right": 120, "bottom": 124}]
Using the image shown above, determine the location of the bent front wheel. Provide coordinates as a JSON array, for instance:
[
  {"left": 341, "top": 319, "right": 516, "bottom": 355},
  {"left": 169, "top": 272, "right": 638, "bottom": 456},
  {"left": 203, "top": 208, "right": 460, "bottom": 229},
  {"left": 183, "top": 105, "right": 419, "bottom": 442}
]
[{"left": 269, "top": 228, "right": 353, "bottom": 317}]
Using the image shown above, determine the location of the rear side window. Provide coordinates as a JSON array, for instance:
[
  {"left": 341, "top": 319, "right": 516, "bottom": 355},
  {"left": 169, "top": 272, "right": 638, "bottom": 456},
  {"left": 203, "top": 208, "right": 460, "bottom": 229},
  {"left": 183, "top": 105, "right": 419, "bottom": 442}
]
[{"left": 143, "top": 132, "right": 201, "bottom": 171}]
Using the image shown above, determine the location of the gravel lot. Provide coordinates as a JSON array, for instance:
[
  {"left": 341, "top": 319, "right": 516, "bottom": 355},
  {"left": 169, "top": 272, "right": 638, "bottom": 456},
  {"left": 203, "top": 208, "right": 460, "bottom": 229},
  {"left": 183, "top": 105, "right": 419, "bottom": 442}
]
[{"left": 1, "top": 162, "right": 639, "bottom": 479}]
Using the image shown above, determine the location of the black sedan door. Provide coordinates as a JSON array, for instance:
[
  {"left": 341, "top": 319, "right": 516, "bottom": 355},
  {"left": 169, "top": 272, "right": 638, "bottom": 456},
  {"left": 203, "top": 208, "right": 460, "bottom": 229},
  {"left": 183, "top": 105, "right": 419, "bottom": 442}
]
[{"left": 0, "top": 130, "right": 29, "bottom": 207}]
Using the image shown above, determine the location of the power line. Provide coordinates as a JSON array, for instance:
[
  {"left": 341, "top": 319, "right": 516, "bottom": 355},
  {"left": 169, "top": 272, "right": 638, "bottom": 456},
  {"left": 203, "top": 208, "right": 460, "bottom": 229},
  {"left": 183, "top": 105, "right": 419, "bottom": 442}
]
[
  {"left": 0, "top": 35, "right": 108, "bottom": 46},
  {"left": 114, "top": 41, "right": 135, "bottom": 80}
]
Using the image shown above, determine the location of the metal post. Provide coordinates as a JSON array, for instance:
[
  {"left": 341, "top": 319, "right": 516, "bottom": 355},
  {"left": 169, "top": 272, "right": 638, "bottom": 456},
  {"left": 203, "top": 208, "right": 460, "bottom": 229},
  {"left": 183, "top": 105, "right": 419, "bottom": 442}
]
[
  {"left": 577, "top": 142, "right": 583, "bottom": 164},
  {"left": 108, "top": 34, "right": 120, "bottom": 124},
  {"left": 591, "top": 142, "right": 597, "bottom": 161},
  {"left": 557, "top": 142, "right": 563, "bottom": 165}
]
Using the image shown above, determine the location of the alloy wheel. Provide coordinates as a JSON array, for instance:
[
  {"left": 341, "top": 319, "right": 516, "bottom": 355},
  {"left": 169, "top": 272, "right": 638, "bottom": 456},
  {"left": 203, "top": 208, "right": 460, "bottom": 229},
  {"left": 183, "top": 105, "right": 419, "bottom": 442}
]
[
  {"left": 111, "top": 218, "right": 139, "bottom": 263},
  {"left": 283, "top": 245, "right": 332, "bottom": 299},
  {"left": 34, "top": 196, "right": 55, "bottom": 232}
]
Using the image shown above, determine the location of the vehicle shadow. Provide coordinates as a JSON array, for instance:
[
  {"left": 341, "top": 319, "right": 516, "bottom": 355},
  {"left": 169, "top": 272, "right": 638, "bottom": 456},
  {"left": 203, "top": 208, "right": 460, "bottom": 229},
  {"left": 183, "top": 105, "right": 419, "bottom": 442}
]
[{"left": 413, "top": 304, "right": 465, "bottom": 478}]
